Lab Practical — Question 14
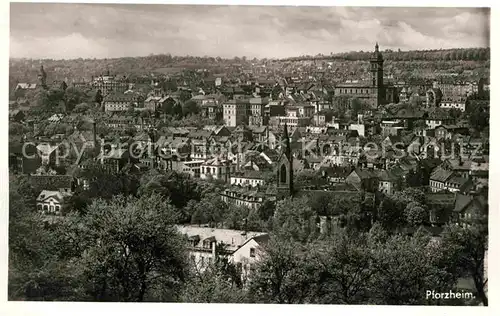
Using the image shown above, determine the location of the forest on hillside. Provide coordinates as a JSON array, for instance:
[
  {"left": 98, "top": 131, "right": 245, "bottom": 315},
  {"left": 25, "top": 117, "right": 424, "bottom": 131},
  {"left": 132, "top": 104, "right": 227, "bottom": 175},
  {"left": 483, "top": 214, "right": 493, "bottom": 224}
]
[{"left": 284, "top": 47, "right": 491, "bottom": 62}]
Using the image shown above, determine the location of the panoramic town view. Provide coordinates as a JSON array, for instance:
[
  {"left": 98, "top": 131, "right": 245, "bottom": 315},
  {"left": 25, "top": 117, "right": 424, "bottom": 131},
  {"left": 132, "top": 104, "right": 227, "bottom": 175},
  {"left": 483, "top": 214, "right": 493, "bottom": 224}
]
[{"left": 8, "top": 4, "right": 490, "bottom": 305}]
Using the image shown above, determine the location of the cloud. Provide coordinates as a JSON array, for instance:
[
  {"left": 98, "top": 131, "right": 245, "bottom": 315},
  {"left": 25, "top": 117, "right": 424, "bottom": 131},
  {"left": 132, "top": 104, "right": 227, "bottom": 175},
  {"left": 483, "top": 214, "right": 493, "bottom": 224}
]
[{"left": 10, "top": 4, "right": 490, "bottom": 59}]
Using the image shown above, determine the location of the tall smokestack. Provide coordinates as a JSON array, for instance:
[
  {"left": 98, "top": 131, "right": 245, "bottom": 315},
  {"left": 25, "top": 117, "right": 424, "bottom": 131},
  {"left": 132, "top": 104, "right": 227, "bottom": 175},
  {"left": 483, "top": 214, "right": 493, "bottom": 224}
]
[{"left": 92, "top": 120, "right": 97, "bottom": 149}]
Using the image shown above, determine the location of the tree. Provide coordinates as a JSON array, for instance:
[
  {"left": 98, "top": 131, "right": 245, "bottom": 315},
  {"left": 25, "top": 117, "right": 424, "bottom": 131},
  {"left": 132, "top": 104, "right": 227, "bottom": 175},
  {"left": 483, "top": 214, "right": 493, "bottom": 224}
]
[
  {"left": 64, "top": 194, "right": 189, "bottom": 301},
  {"left": 9, "top": 122, "right": 28, "bottom": 136},
  {"left": 248, "top": 238, "right": 312, "bottom": 304},
  {"left": 138, "top": 171, "right": 201, "bottom": 210},
  {"left": 308, "top": 230, "right": 374, "bottom": 304},
  {"left": 468, "top": 105, "right": 489, "bottom": 132},
  {"left": 440, "top": 221, "right": 488, "bottom": 306},
  {"left": 64, "top": 87, "right": 88, "bottom": 112},
  {"left": 179, "top": 90, "right": 192, "bottom": 103},
  {"left": 369, "top": 230, "right": 457, "bottom": 305},
  {"left": 377, "top": 196, "right": 404, "bottom": 230},
  {"left": 182, "top": 100, "right": 200, "bottom": 117},
  {"left": 8, "top": 175, "right": 81, "bottom": 300},
  {"left": 180, "top": 244, "right": 246, "bottom": 303},
  {"left": 294, "top": 169, "right": 326, "bottom": 189},
  {"left": 404, "top": 202, "right": 428, "bottom": 227},
  {"left": 257, "top": 199, "right": 276, "bottom": 222},
  {"left": 273, "top": 196, "right": 316, "bottom": 242},
  {"left": 73, "top": 102, "right": 91, "bottom": 113},
  {"left": 94, "top": 89, "right": 103, "bottom": 105}
]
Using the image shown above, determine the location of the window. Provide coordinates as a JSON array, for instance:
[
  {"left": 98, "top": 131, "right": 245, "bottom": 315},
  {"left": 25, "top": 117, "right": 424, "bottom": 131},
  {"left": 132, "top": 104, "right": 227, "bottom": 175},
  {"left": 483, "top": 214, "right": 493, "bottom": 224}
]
[
  {"left": 250, "top": 248, "right": 256, "bottom": 258},
  {"left": 37, "top": 204, "right": 42, "bottom": 211},
  {"left": 55, "top": 205, "right": 60, "bottom": 213}
]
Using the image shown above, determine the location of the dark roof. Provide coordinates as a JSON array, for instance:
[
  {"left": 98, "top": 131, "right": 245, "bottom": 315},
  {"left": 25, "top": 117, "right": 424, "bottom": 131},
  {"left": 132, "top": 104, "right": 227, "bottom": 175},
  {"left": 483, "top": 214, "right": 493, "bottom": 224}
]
[
  {"left": 318, "top": 165, "right": 351, "bottom": 178},
  {"left": 188, "top": 129, "right": 213, "bottom": 139},
  {"left": 426, "top": 192, "right": 456, "bottom": 208},
  {"left": 453, "top": 194, "right": 474, "bottom": 213},
  {"left": 29, "top": 175, "right": 74, "bottom": 191},
  {"left": 430, "top": 166, "right": 454, "bottom": 182},
  {"left": 377, "top": 169, "right": 400, "bottom": 182}
]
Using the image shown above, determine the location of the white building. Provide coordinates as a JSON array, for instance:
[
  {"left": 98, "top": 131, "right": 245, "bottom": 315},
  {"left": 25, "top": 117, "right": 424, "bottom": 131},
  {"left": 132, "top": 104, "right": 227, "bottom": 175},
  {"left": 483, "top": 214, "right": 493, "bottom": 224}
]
[
  {"left": 439, "top": 101, "right": 466, "bottom": 112},
  {"left": 230, "top": 171, "right": 266, "bottom": 187},
  {"left": 177, "top": 225, "right": 269, "bottom": 276},
  {"left": 349, "top": 123, "right": 366, "bottom": 137},
  {"left": 200, "top": 157, "right": 236, "bottom": 182},
  {"left": 171, "top": 160, "right": 204, "bottom": 178},
  {"left": 36, "top": 190, "right": 73, "bottom": 215},
  {"left": 223, "top": 99, "right": 250, "bottom": 127}
]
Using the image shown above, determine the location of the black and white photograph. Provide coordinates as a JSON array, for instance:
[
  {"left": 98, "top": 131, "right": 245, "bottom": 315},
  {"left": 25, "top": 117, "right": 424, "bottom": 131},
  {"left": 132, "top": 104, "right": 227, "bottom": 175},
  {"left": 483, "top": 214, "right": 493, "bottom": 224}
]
[{"left": 5, "top": 2, "right": 492, "bottom": 308}]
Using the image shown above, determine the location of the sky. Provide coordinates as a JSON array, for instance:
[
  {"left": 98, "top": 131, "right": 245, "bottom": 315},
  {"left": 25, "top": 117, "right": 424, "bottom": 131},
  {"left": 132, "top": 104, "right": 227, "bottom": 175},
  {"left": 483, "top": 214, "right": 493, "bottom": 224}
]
[{"left": 10, "top": 4, "right": 490, "bottom": 59}]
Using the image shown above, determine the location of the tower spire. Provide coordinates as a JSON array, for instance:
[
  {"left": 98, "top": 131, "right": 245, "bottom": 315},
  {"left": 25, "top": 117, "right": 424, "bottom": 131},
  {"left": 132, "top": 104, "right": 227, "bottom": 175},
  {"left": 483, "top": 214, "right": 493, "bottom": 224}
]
[
  {"left": 283, "top": 123, "right": 294, "bottom": 196},
  {"left": 375, "top": 42, "right": 379, "bottom": 52}
]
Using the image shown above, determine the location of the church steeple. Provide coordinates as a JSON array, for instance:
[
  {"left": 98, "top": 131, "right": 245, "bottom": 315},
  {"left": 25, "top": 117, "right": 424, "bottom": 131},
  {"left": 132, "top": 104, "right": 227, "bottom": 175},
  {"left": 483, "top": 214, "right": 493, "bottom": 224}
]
[
  {"left": 283, "top": 123, "right": 294, "bottom": 196},
  {"left": 375, "top": 42, "right": 379, "bottom": 52},
  {"left": 38, "top": 65, "right": 47, "bottom": 89}
]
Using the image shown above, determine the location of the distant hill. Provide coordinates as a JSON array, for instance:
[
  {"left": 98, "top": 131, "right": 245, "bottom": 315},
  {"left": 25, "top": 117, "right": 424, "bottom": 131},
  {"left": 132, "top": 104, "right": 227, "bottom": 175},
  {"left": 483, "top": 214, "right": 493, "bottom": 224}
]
[
  {"left": 282, "top": 47, "right": 490, "bottom": 62},
  {"left": 9, "top": 47, "right": 490, "bottom": 85}
]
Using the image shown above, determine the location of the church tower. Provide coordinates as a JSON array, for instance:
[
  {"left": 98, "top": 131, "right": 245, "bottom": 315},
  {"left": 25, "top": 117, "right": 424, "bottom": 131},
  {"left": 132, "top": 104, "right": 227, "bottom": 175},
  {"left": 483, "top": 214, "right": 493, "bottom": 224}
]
[
  {"left": 38, "top": 65, "right": 47, "bottom": 89},
  {"left": 276, "top": 123, "right": 294, "bottom": 197},
  {"left": 370, "top": 43, "right": 385, "bottom": 107}
]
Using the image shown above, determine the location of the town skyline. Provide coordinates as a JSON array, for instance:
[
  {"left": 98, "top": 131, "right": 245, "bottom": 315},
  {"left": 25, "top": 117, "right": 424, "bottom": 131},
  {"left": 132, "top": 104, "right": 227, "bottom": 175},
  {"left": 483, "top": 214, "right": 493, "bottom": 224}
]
[{"left": 10, "top": 4, "right": 490, "bottom": 60}]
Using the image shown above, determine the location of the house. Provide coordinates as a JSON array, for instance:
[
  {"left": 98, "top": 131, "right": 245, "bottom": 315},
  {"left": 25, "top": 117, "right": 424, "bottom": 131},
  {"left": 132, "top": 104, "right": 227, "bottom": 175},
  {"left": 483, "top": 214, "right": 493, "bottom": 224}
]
[
  {"left": 103, "top": 93, "right": 144, "bottom": 112},
  {"left": 171, "top": 160, "right": 204, "bottom": 178},
  {"left": 230, "top": 170, "right": 266, "bottom": 187},
  {"left": 144, "top": 95, "right": 176, "bottom": 112},
  {"left": 249, "top": 126, "right": 269, "bottom": 144},
  {"left": 451, "top": 194, "right": 488, "bottom": 227},
  {"left": 47, "top": 113, "right": 65, "bottom": 123},
  {"left": 429, "top": 166, "right": 454, "bottom": 192},
  {"left": 9, "top": 109, "right": 25, "bottom": 122},
  {"left": 177, "top": 225, "right": 269, "bottom": 275},
  {"left": 377, "top": 169, "right": 402, "bottom": 195},
  {"left": 36, "top": 190, "right": 73, "bottom": 216},
  {"left": 345, "top": 168, "right": 379, "bottom": 192},
  {"left": 248, "top": 97, "right": 269, "bottom": 126},
  {"left": 36, "top": 142, "right": 66, "bottom": 166},
  {"left": 164, "top": 127, "right": 190, "bottom": 138},
  {"left": 223, "top": 99, "right": 250, "bottom": 127},
  {"left": 426, "top": 192, "right": 456, "bottom": 225},
  {"left": 435, "top": 125, "right": 469, "bottom": 140},
  {"left": 203, "top": 125, "right": 231, "bottom": 137},
  {"left": 441, "top": 158, "right": 473, "bottom": 178},
  {"left": 156, "top": 136, "right": 191, "bottom": 160},
  {"left": 318, "top": 165, "right": 351, "bottom": 184},
  {"left": 200, "top": 157, "right": 235, "bottom": 182},
  {"left": 304, "top": 156, "right": 324, "bottom": 170},
  {"left": 444, "top": 176, "right": 474, "bottom": 194},
  {"left": 425, "top": 108, "right": 455, "bottom": 129},
  {"left": 30, "top": 175, "right": 75, "bottom": 194},
  {"left": 221, "top": 186, "right": 268, "bottom": 210},
  {"left": 9, "top": 142, "right": 41, "bottom": 174},
  {"left": 200, "top": 102, "right": 223, "bottom": 121},
  {"left": 97, "top": 147, "right": 131, "bottom": 173}
]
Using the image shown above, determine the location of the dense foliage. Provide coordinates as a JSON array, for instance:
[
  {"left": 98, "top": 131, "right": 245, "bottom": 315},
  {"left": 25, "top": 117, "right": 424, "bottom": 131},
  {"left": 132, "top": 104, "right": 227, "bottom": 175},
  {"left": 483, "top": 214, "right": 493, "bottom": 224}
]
[{"left": 8, "top": 172, "right": 488, "bottom": 305}]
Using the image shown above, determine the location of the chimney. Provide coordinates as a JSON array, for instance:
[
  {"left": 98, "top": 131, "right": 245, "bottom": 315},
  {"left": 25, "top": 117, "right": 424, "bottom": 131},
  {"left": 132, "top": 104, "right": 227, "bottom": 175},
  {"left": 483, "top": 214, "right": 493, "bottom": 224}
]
[
  {"left": 100, "top": 138, "right": 105, "bottom": 165},
  {"left": 92, "top": 121, "right": 97, "bottom": 149}
]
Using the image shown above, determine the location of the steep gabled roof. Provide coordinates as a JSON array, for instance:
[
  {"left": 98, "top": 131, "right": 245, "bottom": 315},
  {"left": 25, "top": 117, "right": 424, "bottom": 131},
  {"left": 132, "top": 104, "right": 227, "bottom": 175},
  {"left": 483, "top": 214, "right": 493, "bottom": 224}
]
[{"left": 430, "top": 166, "right": 454, "bottom": 183}]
